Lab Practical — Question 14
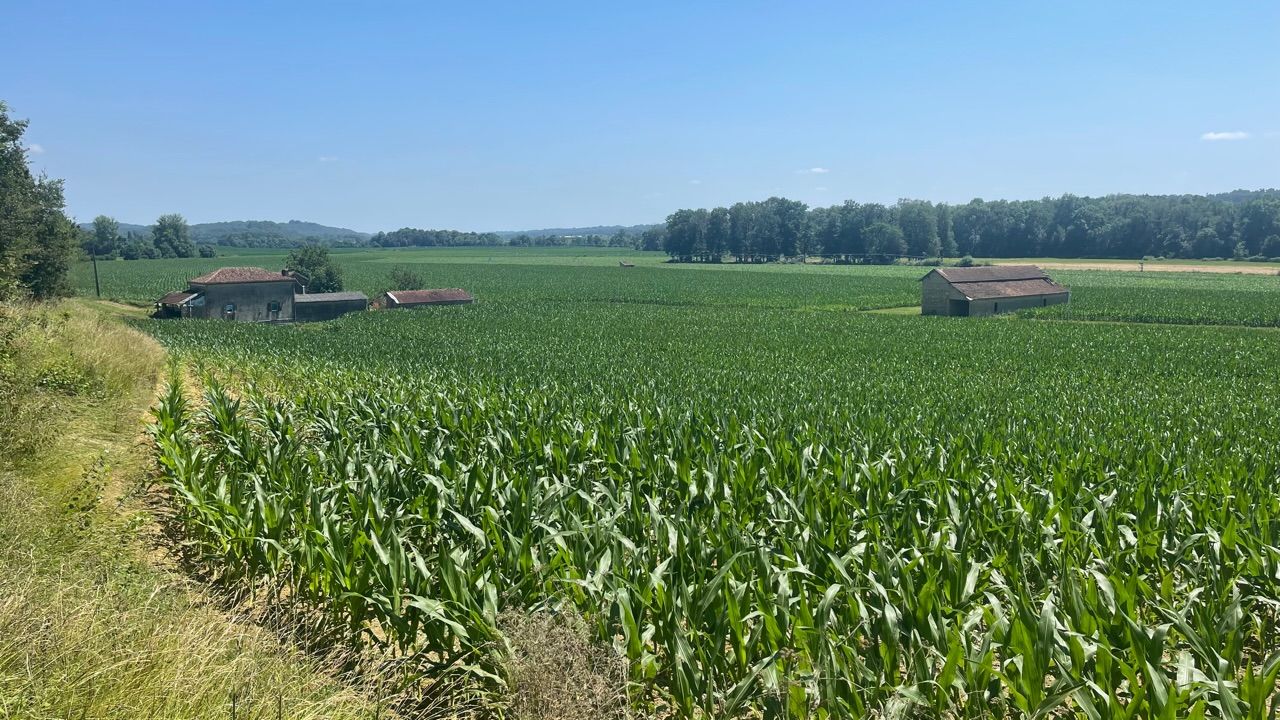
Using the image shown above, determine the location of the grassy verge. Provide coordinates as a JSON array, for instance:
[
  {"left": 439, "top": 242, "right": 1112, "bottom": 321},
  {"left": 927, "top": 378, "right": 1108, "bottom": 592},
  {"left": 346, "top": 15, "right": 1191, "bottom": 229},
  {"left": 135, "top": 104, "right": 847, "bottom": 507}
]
[{"left": 0, "top": 301, "right": 378, "bottom": 719}]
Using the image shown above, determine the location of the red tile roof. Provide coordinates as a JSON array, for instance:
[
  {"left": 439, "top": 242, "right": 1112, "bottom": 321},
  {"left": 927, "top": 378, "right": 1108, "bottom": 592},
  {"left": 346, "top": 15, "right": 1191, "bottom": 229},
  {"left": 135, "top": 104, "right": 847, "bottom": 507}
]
[
  {"left": 189, "top": 267, "right": 294, "bottom": 284},
  {"left": 384, "top": 288, "right": 474, "bottom": 305}
]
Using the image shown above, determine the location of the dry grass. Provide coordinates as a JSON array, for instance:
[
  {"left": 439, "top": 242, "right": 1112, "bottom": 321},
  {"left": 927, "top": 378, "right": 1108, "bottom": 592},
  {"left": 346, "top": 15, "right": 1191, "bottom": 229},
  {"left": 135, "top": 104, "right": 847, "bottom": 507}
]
[
  {"left": 498, "top": 608, "right": 630, "bottom": 720},
  {"left": 0, "top": 300, "right": 386, "bottom": 719}
]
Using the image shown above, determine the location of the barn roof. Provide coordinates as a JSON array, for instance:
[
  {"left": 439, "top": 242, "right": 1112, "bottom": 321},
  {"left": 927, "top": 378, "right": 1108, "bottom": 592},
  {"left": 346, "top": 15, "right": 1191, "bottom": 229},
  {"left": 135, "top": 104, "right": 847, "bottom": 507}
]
[
  {"left": 924, "top": 265, "right": 1069, "bottom": 300},
  {"left": 932, "top": 265, "right": 1049, "bottom": 282},
  {"left": 954, "top": 278, "right": 1069, "bottom": 300},
  {"left": 189, "top": 267, "right": 294, "bottom": 284},
  {"left": 384, "top": 288, "right": 474, "bottom": 304},
  {"left": 157, "top": 290, "right": 201, "bottom": 305},
  {"left": 294, "top": 291, "right": 368, "bottom": 303}
]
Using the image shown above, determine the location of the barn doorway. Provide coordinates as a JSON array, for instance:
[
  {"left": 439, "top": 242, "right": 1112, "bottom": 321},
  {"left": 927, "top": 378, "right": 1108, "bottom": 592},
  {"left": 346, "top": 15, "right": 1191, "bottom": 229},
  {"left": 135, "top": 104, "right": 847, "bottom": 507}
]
[{"left": 948, "top": 299, "right": 969, "bottom": 316}]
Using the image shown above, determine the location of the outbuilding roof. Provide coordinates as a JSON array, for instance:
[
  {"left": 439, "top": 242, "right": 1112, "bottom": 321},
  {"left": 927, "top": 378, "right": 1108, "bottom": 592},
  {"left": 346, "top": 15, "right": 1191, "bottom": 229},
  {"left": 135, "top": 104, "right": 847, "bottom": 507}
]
[
  {"left": 189, "top": 267, "right": 294, "bottom": 284},
  {"left": 157, "top": 290, "right": 201, "bottom": 305},
  {"left": 294, "top": 291, "right": 368, "bottom": 303},
  {"left": 924, "top": 265, "right": 1069, "bottom": 300},
  {"left": 384, "top": 288, "right": 474, "bottom": 304}
]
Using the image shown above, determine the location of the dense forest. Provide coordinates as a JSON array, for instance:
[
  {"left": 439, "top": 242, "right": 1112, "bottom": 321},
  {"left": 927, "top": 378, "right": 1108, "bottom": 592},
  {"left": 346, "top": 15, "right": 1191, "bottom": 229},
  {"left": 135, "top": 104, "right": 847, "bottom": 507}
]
[{"left": 662, "top": 191, "right": 1280, "bottom": 262}]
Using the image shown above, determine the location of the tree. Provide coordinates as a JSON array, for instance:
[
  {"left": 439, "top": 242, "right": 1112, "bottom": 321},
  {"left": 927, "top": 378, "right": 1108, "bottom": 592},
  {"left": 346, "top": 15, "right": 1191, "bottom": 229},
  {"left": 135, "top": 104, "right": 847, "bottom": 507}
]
[
  {"left": 89, "top": 215, "right": 122, "bottom": 258},
  {"left": 0, "top": 102, "right": 78, "bottom": 299},
  {"left": 1192, "top": 227, "right": 1222, "bottom": 258},
  {"left": 896, "top": 200, "right": 940, "bottom": 257},
  {"left": 864, "top": 222, "right": 906, "bottom": 262},
  {"left": 936, "top": 204, "right": 957, "bottom": 256},
  {"left": 663, "top": 209, "right": 700, "bottom": 261},
  {"left": 286, "top": 245, "right": 343, "bottom": 293},
  {"left": 704, "top": 207, "right": 730, "bottom": 261},
  {"left": 20, "top": 180, "right": 78, "bottom": 298},
  {"left": 389, "top": 265, "right": 424, "bottom": 290},
  {"left": 152, "top": 214, "right": 195, "bottom": 258},
  {"left": 1238, "top": 199, "right": 1280, "bottom": 255},
  {"left": 122, "top": 235, "right": 158, "bottom": 260},
  {"left": 197, "top": 244, "right": 217, "bottom": 258}
]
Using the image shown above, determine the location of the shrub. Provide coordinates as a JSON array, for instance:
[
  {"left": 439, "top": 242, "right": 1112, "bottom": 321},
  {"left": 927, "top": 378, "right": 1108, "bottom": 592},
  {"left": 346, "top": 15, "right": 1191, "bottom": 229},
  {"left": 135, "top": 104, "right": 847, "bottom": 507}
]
[{"left": 389, "top": 266, "right": 425, "bottom": 291}]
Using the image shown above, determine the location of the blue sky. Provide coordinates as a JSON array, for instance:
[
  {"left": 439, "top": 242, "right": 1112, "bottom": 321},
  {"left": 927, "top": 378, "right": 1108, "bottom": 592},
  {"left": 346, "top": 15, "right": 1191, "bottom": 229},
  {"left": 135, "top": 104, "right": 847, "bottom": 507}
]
[{"left": 3, "top": 1, "right": 1278, "bottom": 232}]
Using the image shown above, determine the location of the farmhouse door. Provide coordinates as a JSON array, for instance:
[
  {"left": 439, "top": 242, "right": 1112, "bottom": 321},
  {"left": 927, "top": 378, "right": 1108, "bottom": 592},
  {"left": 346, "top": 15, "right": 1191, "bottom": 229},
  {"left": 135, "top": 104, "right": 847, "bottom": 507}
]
[{"left": 948, "top": 299, "right": 969, "bottom": 317}]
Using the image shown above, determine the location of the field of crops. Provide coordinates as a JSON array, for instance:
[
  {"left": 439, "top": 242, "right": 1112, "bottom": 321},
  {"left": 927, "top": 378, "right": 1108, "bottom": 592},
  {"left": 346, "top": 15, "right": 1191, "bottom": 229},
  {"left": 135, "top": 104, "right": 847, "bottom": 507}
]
[
  {"left": 75, "top": 248, "right": 922, "bottom": 312},
  {"left": 144, "top": 272, "right": 1280, "bottom": 719},
  {"left": 1025, "top": 270, "right": 1280, "bottom": 327},
  {"left": 75, "top": 249, "right": 1280, "bottom": 327}
]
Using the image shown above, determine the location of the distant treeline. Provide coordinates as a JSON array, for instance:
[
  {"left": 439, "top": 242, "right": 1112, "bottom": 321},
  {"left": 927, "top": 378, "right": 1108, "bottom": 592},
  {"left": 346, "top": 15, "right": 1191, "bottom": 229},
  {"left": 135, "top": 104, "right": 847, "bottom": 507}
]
[
  {"left": 370, "top": 226, "right": 660, "bottom": 249},
  {"left": 370, "top": 228, "right": 504, "bottom": 247},
  {"left": 81, "top": 218, "right": 370, "bottom": 251},
  {"left": 662, "top": 190, "right": 1280, "bottom": 262}
]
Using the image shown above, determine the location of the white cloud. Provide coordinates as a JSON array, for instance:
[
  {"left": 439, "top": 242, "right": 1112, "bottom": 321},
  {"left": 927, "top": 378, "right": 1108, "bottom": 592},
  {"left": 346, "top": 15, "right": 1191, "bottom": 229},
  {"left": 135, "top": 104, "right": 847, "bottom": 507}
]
[
  {"left": 26, "top": 143, "right": 44, "bottom": 154},
  {"left": 1200, "top": 131, "right": 1249, "bottom": 141},
  {"left": 318, "top": 155, "right": 338, "bottom": 162},
  {"left": 797, "top": 167, "right": 830, "bottom": 174}
]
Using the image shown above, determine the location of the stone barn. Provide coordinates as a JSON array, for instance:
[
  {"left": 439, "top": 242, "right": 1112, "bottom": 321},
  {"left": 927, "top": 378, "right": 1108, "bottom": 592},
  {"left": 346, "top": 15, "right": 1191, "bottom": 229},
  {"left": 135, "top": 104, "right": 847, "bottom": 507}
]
[
  {"left": 156, "top": 267, "right": 298, "bottom": 322},
  {"left": 921, "top": 265, "right": 1069, "bottom": 317},
  {"left": 381, "top": 288, "right": 474, "bottom": 309},
  {"left": 293, "top": 291, "right": 369, "bottom": 322}
]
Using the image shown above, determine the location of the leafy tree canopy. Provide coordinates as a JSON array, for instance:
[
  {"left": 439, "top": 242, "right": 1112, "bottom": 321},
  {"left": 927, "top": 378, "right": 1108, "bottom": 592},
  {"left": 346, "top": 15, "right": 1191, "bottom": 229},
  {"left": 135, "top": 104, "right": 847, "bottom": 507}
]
[{"left": 286, "top": 245, "right": 343, "bottom": 293}]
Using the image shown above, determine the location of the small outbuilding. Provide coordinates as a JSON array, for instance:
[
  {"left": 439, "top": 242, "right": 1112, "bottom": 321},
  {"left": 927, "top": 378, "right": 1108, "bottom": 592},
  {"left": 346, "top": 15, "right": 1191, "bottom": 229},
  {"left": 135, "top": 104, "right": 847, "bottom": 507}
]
[
  {"left": 921, "top": 265, "right": 1069, "bottom": 317},
  {"left": 155, "top": 290, "right": 205, "bottom": 318},
  {"left": 382, "top": 288, "right": 474, "bottom": 309},
  {"left": 293, "top": 291, "right": 369, "bottom": 322}
]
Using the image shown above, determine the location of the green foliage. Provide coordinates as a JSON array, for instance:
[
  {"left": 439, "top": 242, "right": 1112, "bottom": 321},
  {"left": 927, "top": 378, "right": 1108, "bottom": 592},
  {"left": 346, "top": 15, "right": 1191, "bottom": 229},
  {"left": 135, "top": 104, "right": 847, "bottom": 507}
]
[
  {"left": 0, "top": 101, "right": 78, "bottom": 300},
  {"left": 285, "top": 245, "right": 343, "bottom": 293},
  {"left": 145, "top": 262, "right": 1280, "bottom": 717},
  {"left": 388, "top": 265, "right": 424, "bottom": 291},
  {"left": 151, "top": 214, "right": 196, "bottom": 258},
  {"left": 663, "top": 189, "right": 1280, "bottom": 261},
  {"left": 89, "top": 215, "right": 122, "bottom": 258}
]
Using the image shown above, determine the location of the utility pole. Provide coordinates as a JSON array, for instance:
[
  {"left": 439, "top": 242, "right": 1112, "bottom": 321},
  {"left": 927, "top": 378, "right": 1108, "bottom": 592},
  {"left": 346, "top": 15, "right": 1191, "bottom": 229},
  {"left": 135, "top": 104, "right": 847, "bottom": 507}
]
[{"left": 91, "top": 252, "right": 101, "bottom": 297}]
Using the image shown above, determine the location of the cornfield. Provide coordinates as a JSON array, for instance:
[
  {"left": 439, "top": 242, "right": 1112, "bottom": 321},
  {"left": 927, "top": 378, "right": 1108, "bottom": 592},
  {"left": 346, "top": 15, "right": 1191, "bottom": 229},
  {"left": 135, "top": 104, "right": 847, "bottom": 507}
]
[{"left": 147, "top": 283, "right": 1280, "bottom": 717}]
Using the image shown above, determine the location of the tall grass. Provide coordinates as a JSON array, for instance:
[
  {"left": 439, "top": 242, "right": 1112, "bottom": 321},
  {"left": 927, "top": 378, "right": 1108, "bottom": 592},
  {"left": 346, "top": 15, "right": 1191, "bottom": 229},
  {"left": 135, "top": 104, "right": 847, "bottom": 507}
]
[{"left": 0, "top": 301, "right": 380, "bottom": 719}]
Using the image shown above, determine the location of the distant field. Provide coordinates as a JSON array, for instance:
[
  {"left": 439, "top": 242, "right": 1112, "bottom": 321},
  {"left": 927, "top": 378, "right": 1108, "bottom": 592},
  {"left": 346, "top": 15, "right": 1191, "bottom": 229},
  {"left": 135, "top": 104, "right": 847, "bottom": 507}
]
[
  {"left": 73, "top": 248, "right": 924, "bottom": 312},
  {"left": 74, "top": 247, "right": 1280, "bottom": 327},
  {"left": 989, "top": 256, "right": 1280, "bottom": 274},
  {"left": 1025, "top": 269, "right": 1280, "bottom": 326}
]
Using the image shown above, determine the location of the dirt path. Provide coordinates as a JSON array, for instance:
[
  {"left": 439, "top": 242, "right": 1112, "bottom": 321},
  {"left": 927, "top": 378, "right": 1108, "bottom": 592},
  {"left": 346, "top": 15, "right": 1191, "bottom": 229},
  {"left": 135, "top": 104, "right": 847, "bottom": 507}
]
[{"left": 993, "top": 261, "right": 1280, "bottom": 275}]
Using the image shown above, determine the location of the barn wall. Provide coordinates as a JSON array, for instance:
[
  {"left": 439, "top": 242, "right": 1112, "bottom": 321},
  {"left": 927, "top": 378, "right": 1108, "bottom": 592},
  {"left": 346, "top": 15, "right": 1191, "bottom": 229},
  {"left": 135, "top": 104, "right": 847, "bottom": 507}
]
[
  {"left": 192, "top": 282, "right": 295, "bottom": 322},
  {"left": 294, "top": 299, "right": 367, "bottom": 322},
  {"left": 921, "top": 274, "right": 966, "bottom": 315},
  {"left": 968, "top": 293, "right": 1069, "bottom": 317},
  {"left": 388, "top": 298, "right": 474, "bottom": 309}
]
